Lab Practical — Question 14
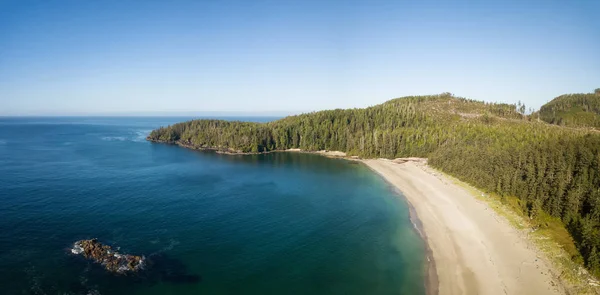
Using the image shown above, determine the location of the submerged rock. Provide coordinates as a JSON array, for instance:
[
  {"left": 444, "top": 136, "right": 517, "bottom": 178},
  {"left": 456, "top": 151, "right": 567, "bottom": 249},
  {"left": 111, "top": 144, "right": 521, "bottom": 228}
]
[{"left": 71, "top": 239, "right": 144, "bottom": 273}]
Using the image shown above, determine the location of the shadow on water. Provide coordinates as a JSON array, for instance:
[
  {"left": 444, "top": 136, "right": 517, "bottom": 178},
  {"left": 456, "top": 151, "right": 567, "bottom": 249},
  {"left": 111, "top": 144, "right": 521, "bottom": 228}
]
[{"left": 137, "top": 252, "right": 202, "bottom": 285}]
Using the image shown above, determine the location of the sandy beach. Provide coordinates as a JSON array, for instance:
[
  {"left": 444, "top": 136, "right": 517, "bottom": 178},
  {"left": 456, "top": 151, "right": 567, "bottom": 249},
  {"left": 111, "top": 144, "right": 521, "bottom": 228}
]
[{"left": 363, "top": 159, "right": 564, "bottom": 295}]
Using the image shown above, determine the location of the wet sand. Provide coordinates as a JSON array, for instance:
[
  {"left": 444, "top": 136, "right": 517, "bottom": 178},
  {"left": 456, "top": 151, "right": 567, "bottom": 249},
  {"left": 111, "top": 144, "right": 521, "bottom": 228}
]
[{"left": 363, "top": 159, "right": 564, "bottom": 295}]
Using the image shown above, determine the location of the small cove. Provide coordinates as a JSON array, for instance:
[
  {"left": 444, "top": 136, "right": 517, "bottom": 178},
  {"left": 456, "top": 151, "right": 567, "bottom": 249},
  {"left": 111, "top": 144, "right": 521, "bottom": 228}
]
[{"left": 0, "top": 117, "right": 426, "bottom": 295}]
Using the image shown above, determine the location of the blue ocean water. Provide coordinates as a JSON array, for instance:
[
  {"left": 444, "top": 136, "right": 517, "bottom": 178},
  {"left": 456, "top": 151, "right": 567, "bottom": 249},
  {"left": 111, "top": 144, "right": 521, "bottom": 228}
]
[{"left": 0, "top": 117, "right": 426, "bottom": 295}]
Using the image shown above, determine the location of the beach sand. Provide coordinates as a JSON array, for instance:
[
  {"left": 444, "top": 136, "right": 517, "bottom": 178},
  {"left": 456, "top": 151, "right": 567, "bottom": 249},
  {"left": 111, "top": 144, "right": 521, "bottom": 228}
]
[{"left": 363, "top": 159, "right": 564, "bottom": 295}]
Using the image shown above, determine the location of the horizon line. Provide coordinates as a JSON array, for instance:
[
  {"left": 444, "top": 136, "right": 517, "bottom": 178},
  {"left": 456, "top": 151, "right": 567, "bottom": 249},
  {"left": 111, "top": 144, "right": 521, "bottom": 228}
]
[{"left": 0, "top": 111, "right": 306, "bottom": 117}]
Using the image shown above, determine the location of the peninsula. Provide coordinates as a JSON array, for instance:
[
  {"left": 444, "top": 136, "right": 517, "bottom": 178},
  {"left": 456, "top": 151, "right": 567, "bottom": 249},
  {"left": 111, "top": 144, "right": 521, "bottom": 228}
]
[{"left": 148, "top": 90, "right": 600, "bottom": 294}]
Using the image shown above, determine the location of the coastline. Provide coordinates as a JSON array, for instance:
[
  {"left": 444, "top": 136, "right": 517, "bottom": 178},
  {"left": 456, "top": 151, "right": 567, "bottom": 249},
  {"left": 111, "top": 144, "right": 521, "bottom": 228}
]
[
  {"left": 362, "top": 159, "right": 565, "bottom": 295},
  {"left": 405, "top": 190, "right": 439, "bottom": 295},
  {"left": 147, "top": 139, "right": 353, "bottom": 158},
  {"left": 147, "top": 139, "right": 567, "bottom": 294}
]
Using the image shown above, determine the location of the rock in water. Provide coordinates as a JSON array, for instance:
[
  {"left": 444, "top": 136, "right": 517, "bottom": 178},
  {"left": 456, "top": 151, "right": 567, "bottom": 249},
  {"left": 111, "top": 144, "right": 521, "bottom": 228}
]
[{"left": 71, "top": 239, "right": 144, "bottom": 273}]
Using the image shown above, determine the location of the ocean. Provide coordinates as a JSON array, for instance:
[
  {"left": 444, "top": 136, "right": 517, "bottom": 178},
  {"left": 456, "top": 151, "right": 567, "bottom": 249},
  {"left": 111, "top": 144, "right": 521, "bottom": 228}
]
[{"left": 0, "top": 117, "right": 426, "bottom": 295}]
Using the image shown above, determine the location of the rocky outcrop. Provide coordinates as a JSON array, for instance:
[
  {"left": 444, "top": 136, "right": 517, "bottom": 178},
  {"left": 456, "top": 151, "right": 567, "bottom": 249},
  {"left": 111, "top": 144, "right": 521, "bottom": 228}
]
[{"left": 71, "top": 239, "right": 144, "bottom": 273}]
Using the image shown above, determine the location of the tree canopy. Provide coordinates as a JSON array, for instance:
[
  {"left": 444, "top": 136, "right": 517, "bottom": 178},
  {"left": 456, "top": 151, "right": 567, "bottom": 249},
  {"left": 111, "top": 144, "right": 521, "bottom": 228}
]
[{"left": 538, "top": 90, "right": 600, "bottom": 128}]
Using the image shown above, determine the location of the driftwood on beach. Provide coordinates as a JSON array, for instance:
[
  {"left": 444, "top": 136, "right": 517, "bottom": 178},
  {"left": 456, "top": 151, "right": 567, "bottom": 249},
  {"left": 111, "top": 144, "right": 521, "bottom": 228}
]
[{"left": 71, "top": 239, "right": 144, "bottom": 273}]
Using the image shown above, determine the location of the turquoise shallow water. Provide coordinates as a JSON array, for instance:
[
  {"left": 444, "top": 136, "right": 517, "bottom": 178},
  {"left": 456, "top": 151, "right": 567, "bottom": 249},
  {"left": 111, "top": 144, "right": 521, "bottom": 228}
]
[{"left": 0, "top": 117, "right": 426, "bottom": 295}]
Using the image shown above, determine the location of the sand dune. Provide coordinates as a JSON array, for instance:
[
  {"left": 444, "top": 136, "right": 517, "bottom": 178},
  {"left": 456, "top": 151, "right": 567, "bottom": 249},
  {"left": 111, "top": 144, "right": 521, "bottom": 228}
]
[{"left": 363, "top": 159, "right": 564, "bottom": 295}]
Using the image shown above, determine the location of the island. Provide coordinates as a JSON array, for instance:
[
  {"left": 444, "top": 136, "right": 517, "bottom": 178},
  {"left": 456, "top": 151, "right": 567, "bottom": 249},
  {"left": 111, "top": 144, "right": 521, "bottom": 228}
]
[{"left": 148, "top": 90, "right": 600, "bottom": 294}]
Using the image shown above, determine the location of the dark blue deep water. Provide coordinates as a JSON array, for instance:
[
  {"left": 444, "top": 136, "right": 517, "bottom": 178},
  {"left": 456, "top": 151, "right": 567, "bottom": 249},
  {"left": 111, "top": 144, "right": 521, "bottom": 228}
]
[{"left": 0, "top": 117, "right": 426, "bottom": 295}]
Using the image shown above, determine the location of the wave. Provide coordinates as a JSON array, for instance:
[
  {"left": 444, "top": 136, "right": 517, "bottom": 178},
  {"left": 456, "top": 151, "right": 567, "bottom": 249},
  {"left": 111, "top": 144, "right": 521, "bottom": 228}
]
[
  {"left": 162, "top": 239, "right": 180, "bottom": 252},
  {"left": 100, "top": 129, "right": 151, "bottom": 143},
  {"left": 101, "top": 136, "right": 127, "bottom": 141},
  {"left": 132, "top": 129, "right": 152, "bottom": 142},
  {"left": 147, "top": 238, "right": 180, "bottom": 257}
]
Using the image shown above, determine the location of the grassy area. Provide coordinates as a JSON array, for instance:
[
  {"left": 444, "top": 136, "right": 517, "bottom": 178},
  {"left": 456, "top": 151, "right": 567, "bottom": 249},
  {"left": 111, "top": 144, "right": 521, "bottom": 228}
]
[{"left": 424, "top": 164, "right": 600, "bottom": 294}]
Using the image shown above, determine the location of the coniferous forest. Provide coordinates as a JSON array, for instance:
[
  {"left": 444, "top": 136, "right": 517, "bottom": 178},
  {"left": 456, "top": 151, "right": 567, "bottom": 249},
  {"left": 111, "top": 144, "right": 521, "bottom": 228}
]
[
  {"left": 149, "top": 90, "right": 600, "bottom": 276},
  {"left": 537, "top": 89, "right": 600, "bottom": 128}
]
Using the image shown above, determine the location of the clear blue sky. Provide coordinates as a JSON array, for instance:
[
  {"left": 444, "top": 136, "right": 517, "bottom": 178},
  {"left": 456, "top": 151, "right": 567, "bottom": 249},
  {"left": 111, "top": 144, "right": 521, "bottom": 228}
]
[{"left": 1, "top": 0, "right": 598, "bottom": 115}]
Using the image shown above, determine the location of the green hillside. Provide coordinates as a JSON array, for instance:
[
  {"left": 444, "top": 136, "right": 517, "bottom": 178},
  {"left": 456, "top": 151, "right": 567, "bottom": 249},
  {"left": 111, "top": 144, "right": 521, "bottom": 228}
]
[
  {"left": 148, "top": 93, "right": 600, "bottom": 277},
  {"left": 537, "top": 89, "right": 600, "bottom": 128},
  {"left": 148, "top": 93, "right": 526, "bottom": 156}
]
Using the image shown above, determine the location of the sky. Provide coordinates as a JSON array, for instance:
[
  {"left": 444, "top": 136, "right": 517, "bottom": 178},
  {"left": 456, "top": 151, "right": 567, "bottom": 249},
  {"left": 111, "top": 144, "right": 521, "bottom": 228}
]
[{"left": 0, "top": 0, "right": 599, "bottom": 116}]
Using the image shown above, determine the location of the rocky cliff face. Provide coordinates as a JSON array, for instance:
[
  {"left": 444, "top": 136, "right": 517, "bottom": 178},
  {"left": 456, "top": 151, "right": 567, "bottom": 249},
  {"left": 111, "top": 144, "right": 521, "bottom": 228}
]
[{"left": 71, "top": 239, "right": 144, "bottom": 273}]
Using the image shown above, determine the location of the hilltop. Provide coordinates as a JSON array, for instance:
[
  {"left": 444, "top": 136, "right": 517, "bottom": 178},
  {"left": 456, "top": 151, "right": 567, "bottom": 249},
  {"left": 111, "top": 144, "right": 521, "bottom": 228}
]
[{"left": 537, "top": 89, "right": 600, "bottom": 128}]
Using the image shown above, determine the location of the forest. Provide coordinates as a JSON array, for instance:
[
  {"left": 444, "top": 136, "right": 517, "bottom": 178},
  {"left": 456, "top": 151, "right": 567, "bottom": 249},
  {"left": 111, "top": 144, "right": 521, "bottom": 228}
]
[
  {"left": 537, "top": 90, "right": 600, "bottom": 128},
  {"left": 148, "top": 90, "right": 600, "bottom": 276}
]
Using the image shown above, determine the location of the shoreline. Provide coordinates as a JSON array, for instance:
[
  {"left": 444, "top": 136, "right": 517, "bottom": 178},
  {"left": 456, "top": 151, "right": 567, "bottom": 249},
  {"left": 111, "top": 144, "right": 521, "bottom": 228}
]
[
  {"left": 147, "top": 139, "right": 353, "bottom": 158},
  {"left": 405, "top": 189, "right": 439, "bottom": 295},
  {"left": 148, "top": 139, "right": 566, "bottom": 294},
  {"left": 154, "top": 141, "right": 439, "bottom": 293},
  {"left": 363, "top": 159, "right": 439, "bottom": 295},
  {"left": 365, "top": 160, "right": 439, "bottom": 295},
  {"left": 362, "top": 159, "right": 565, "bottom": 295}
]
